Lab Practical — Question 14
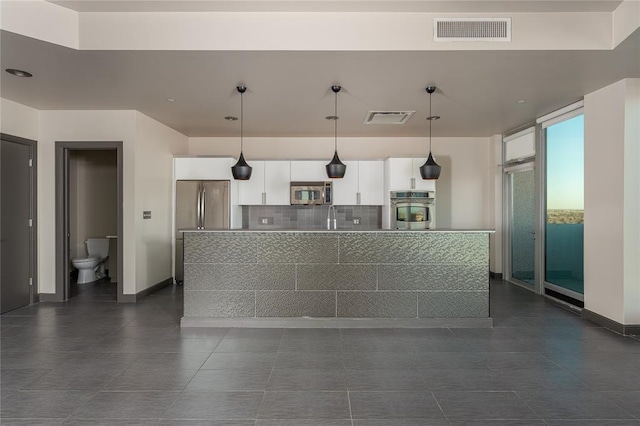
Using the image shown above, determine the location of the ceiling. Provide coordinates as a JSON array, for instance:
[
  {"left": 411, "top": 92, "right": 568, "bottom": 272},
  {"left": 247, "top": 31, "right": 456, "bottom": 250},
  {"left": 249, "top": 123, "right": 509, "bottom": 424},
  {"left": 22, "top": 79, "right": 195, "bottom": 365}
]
[
  {"left": 1, "top": 27, "right": 639, "bottom": 138},
  {"left": 47, "top": 0, "right": 624, "bottom": 13}
]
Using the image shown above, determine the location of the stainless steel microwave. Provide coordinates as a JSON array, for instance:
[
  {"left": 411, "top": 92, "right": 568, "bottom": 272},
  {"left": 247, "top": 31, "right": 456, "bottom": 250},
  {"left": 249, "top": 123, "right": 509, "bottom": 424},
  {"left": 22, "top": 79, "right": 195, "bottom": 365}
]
[{"left": 290, "top": 181, "right": 332, "bottom": 205}]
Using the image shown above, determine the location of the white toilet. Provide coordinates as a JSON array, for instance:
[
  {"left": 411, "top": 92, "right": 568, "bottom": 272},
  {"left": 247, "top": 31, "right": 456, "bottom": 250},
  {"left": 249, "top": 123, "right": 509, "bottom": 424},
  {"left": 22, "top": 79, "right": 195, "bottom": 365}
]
[{"left": 71, "top": 238, "right": 110, "bottom": 284}]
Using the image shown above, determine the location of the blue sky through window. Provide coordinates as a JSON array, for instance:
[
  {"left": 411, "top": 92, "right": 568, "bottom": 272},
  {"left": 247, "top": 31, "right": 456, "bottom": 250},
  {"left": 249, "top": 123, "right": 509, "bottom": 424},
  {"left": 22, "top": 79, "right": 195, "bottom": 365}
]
[{"left": 546, "top": 114, "right": 584, "bottom": 210}]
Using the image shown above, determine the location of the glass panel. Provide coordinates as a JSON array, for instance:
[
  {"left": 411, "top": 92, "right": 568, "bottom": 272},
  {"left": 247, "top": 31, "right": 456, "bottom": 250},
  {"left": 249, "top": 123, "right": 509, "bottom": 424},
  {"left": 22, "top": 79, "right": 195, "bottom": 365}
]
[
  {"left": 296, "top": 189, "right": 321, "bottom": 202},
  {"left": 511, "top": 169, "right": 536, "bottom": 285},
  {"left": 545, "top": 114, "right": 584, "bottom": 294},
  {"left": 396, "top": 206, "right": 428, "bottom": 222}
]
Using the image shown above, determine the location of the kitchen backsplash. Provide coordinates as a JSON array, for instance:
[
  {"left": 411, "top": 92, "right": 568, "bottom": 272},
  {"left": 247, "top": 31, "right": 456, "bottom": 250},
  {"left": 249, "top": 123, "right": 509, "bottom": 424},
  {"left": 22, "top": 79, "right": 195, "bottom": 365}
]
[{"left": 242, "top": 205, "right": 382, "bottom": 230}]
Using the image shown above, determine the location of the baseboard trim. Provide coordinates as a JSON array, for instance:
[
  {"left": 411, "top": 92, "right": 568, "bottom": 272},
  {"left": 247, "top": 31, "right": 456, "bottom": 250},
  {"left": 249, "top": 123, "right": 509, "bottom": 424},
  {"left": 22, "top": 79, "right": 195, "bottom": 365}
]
[
  {"left": 181, "top": 317, "right": 494, "bottom": 329},
  {"left": 119, "top": 294, "right": 138, "bottom": 303},
  {"left": 120, "top": 277, "right": 173, "bottom": 303},
  {"left": 582, "top": 309, "right": 640, "bottom": 336},
  {"left": 38, "top": 293, "right": 63, "bottom": 302},
  {"left": 489, "top": 271, "right": 503, "bottom": 280}
]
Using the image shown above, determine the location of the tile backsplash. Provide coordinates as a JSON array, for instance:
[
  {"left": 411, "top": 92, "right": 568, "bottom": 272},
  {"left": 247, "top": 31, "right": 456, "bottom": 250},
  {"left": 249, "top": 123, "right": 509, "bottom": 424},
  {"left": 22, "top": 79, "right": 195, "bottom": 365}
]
[{"left": 243, "top": 205, "right": 382, "bottom": 230}]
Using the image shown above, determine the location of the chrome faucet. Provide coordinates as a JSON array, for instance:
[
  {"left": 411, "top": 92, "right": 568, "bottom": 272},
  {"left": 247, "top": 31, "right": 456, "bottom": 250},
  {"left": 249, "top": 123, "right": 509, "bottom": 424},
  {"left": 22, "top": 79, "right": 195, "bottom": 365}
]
[{"left": 327, "top": 205, "right": 337, "bottom": 230}]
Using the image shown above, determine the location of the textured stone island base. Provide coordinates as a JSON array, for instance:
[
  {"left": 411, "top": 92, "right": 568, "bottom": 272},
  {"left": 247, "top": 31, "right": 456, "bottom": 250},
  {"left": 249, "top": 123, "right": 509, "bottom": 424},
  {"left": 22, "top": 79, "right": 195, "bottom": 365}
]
[{"left": 182, "top": 230, "right": 492, "bottom": 327}]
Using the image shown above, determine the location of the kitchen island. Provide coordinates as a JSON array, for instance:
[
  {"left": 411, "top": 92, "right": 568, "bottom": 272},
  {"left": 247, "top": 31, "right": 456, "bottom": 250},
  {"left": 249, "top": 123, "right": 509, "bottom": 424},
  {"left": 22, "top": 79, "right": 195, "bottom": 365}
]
[{"left": 181, "top": 229, "right": 494, "bottom": 328}]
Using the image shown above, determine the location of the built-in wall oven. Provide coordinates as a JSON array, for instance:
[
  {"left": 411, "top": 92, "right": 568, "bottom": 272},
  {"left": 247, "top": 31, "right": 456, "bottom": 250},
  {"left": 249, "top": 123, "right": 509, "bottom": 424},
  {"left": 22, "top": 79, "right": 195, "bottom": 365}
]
[{"left": 390, "top": 190, "right": 436, "bottom": 230}]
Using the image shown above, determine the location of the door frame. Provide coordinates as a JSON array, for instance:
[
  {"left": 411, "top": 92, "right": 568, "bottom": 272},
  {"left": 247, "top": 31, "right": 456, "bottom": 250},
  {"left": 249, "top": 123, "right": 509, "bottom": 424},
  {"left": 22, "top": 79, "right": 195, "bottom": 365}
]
[
  {"left": 55, "top": 141, "right": 124, "bottom": 302},
  {"left": 503, "top": 160, "right": 542, "bottom": 294},
  {"left": 538, "top": 109, "right": 585, "bottom": 304},
  {"left": 0, "top": 133, "right": 38, "bottom": 304}
]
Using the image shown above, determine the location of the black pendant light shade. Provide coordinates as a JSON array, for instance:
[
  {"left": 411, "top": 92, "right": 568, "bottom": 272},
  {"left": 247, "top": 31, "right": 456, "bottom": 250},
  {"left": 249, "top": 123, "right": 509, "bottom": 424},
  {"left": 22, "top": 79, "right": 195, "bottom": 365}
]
[
  {"left": 420, "top": 85, "right": 441, "bottom": 180},
  {"left": 326, "top": 85, "right": 347, "bottom": 179},
  {"left": 326, "top": 151, "right": 347, "bottom": 178},
  {"left": 420, "top": 153, "right": 442, "bottom": 180},
  {"left": 231, "top": 85, "right": 252, "bottom": 180},
  {"left": 232, "top": 152, "right": 252, "bottom": 180}
]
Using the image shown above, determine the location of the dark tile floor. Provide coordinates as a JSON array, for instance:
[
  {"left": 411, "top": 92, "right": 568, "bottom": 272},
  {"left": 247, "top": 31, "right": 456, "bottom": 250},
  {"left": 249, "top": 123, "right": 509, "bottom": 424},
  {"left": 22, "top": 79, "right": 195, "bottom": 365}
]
[{"left": 2, "top": 280, "right": 640, "bottom": 425}]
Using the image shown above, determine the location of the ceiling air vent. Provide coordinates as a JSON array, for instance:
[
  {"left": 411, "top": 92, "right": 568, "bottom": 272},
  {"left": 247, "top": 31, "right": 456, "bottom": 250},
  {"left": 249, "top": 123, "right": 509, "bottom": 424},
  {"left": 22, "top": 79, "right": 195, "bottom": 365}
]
[
  {"left": 364, "top": 111, "right": 415, "bottom": 125},
  {"left": 434, "top": 18, "right": 511, "bottom": 42}
]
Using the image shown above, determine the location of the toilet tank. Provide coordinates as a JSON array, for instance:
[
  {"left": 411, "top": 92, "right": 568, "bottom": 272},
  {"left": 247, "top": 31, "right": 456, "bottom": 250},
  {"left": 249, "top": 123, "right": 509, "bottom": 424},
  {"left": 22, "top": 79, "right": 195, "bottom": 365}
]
[{"left": 86, "top": 238, "right": 110, "bottom": 258}]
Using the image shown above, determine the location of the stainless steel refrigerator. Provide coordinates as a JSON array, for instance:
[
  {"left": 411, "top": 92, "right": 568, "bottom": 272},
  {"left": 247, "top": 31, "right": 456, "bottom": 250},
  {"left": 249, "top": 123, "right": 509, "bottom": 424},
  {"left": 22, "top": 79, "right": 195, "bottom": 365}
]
[{"left": 175, "top": 180, "right": 229, "bottom": 283}]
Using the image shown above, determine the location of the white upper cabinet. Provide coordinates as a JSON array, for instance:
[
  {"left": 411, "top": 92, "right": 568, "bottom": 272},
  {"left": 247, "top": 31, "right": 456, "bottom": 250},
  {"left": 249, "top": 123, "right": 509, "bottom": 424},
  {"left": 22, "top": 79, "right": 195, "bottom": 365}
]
[
  {"left": 332, "top": 161, "right": 384, "bottom": 206},
  {"left": 385, "top": 158, "right": 436, "bottom": 192},
  {"left": 358, "top": 161, "right": 385, "bottom": 205},
  {"left": 290, "top": 160, "right": 329, "bottom": 182},
  {"left": 238, "top": 160, "right": 291, "bottom": 205},
  {"left": 238, "top": 161, "right": 265, "bottom": 205},
  {"left": 331, "top": 161, "right": 358, "bottom": 205},
  {"left": 174, "top": 157, "right": 236, "bottom": 180},
  {"left": 264, "top": 161, "right": 291, "bottom": 205}
]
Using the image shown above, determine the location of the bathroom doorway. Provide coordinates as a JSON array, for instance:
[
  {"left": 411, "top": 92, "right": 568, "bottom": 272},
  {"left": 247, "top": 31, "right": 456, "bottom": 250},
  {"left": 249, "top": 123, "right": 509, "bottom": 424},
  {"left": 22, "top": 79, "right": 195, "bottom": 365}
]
[{"left": 55, "top": 142, "right": 124, "bottom": 302}]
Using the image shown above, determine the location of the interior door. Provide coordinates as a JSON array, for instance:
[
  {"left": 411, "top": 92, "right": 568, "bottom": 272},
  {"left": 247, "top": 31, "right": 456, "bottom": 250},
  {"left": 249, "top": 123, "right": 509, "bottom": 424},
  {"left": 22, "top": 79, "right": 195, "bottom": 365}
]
[{"left": 1, "top": 139, "right": 32, "bottom": 313}]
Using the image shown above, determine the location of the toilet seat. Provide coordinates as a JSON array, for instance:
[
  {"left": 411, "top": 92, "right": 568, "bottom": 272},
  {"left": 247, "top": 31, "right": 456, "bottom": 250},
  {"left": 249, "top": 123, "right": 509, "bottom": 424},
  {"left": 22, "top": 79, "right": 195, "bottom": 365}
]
[{"left": 71, "top": 256, "right": 100, "bottom": 265}]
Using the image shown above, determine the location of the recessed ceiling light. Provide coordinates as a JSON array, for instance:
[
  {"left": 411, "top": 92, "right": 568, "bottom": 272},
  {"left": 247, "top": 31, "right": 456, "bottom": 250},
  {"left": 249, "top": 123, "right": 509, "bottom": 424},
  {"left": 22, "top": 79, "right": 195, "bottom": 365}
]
[
  {"left": 225, "top": 116, "right": 238, "bottom": 121},
  {"left": 5, "top": 68, "right": 32, "bottom": 78},
  {"left": 517, "top": 100, "right": 526, "bottom": 104},
  {"left": 167, "top": 98, "right": 175, "bottom": 102}
]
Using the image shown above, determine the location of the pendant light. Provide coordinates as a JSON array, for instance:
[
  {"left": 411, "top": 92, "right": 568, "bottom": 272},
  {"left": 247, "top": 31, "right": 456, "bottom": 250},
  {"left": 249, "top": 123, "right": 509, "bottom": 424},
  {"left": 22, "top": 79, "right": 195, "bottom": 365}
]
[
  {"left": 419, "top": 86, "right": 442, "bottom": 180},
  {"left": 231, "top": 85, "right": 252, "bottom": 180},
  {"left": 325, "top": 85, "right": 347, "bottom": 179}
]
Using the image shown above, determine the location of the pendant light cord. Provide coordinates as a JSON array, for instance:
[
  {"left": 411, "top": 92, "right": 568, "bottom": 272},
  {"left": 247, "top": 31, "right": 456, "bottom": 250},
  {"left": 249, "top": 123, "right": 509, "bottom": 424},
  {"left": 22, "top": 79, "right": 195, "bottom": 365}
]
[
  {"left": 240, "top": 90, "right": 244, "bottom": 152},
  {"left": 428, "top": 92, "right": 432, "bottom": 153},
  {"left": 334, "top": 90, "right": 338, "bottom": 152}
]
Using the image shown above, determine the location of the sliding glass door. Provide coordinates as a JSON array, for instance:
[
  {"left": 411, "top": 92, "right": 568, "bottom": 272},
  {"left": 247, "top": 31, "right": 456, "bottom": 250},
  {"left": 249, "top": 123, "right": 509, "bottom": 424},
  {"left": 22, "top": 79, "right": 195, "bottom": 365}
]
[
  {"left": 543, "top": 114, "right": 584, "bottom": 301},
  {"left": 503, "top": 105, "right": 584, "bottom": 306}
]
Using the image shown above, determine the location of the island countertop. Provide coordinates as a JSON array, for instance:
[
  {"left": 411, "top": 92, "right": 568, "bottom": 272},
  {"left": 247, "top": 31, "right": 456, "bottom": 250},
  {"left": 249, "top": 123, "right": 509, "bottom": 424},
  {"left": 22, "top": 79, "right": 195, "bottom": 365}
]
[
  {"left": 181, "top": 229, "right": 493, "bottom": 328},
  {"left": 181, "top": 228, "right": 495, "bottom": 233}
]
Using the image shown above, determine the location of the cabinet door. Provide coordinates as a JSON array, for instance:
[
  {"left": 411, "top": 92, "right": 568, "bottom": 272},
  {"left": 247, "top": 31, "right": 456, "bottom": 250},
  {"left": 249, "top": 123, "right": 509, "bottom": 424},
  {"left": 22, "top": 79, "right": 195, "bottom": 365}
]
[
  {"left": 238, "top": 161, "right": 265, "bottom": 205},
  {"left": 290, "top": 160, "right": 329, "bottom": 181},
  {"left": 386, "top": 158, "right": 414, "bottom": 190},
  {"left": 264, "top": 161, "right": 291, "bottom": 205},
  {"left": 358, "top": 161, "right": 384, "bottom": 205},
  {"left": 174, "top": 157, "right": 235, "bottom": 180},
  {"left": 331, "top": 161, "right": 358, "bottom": 205}
]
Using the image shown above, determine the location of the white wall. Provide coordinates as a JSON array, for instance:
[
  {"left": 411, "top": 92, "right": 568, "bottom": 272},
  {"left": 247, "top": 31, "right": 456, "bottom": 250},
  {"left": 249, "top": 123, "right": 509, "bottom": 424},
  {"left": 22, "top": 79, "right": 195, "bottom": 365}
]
[
  {"left": 39, "top": 110, "right": 137, "bottom": 295},
  {"left": 78, "top": 11, "right": 612, "bottom": 51},
  {"left": 189, "top": 136, "right": 493, "bottom": 230},
  {"left": 623, "top": 79, "right": 640, "bottom": 324},
  {"left": 135, "top": 112, "right": 188, "bottom": 292},
  {"left": 0, "top": 0, "right": 79, "bottom": 49},
  {"left": 0, "top": 98, "right": 39, "bottom": 141},
  {"left": 613, "top": 0, "right": 640, "bottom": 47},
  {"left": 489, "top": 134, "right": 503, "bottom": 274},
  {"left": 584, "top": 78, "right": 640, "bottom": 324}
]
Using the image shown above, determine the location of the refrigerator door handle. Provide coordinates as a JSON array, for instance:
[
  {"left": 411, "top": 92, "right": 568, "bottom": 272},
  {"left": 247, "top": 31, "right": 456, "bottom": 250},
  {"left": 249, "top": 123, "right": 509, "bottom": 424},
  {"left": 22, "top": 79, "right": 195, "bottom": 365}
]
[
  {"left": 196, "top": 184, "right": 202, "bottom": 229},
  {"left": 201, "top": 184, "right": 206, "bottom": 229}
]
